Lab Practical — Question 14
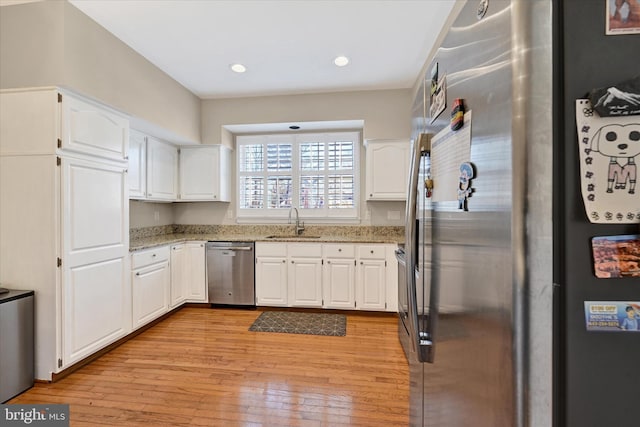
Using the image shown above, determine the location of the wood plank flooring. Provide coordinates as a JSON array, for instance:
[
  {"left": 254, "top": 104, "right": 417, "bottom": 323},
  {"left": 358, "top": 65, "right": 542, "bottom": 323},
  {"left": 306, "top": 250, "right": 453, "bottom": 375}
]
[{"left": 10, "top": 308, "right": 409, "bottom": 426}]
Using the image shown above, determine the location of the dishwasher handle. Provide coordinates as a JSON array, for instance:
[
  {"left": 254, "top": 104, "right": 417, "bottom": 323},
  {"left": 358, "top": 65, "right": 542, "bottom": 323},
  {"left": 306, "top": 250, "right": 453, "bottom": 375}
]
[{"left": 207, "top": 245, "right": 253, "bottom": 251}]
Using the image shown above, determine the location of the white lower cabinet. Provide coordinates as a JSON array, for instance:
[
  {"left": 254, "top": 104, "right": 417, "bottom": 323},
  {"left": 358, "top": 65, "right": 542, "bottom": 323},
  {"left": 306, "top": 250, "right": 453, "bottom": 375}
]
[
  {"left": 170, "top": 244, "right": 187, "bottom": 307},
  {"left": 356, "top": 245, "right": 390, "bottom": 311},
  {"left": 132, "top": 246, "right": 170, "bottom": 330},
  {"left": 255, "top": 242, "right": 397, "bottom": 312},
  {"left": 185, "top": 242, "right": 207, "bottom": 302},
  {"left": 63, "top": 257, "right": 130, "bottom": 366},
  {"left": 323, "top": 258, "right": 356, "bottom": 309},
  {"left": 255, "top": 243, "right": 288, "bottom": 306},
  {"left": 356, "top": 259, "right": 387, "bottom": 310},
  {"left": 322, "top": 244, "right": 356, "bottom": 309},
  {"left": 169, "top": 242, "right": 206, "bottom": 305},
  {"left": 289, "top": 257, "right": 323, "bottom": 307},
  {"left": 256, "top": 257, "right": 288, "bottom": 306}
]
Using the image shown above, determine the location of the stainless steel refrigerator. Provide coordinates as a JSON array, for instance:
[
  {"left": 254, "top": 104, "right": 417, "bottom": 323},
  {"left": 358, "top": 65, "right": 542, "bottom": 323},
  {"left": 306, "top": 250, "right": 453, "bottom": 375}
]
[{"left": 398, "top": 1, "right": 553, "bottom": 426}]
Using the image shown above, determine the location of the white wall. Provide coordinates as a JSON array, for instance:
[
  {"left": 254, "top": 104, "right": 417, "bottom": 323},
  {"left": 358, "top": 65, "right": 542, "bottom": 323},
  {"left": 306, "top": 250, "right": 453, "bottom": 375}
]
[
  {"left": 189, "top": 89, "right": 411, "bottom": 226},
  {"left": 130, "top": 201, "right": 174, "bottom": 228},
  {"left": 0, "top": 1, "right": 201, "bottom": 144},
  {"left": 202, "top": 89, "right": 411, "bottom": 146}
]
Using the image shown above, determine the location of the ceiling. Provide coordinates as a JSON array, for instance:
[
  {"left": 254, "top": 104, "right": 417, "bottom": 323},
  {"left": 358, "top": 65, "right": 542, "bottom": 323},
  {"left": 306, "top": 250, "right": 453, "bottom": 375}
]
[{"left": 65, "top": 0, "right": 456, "bottom": 99}]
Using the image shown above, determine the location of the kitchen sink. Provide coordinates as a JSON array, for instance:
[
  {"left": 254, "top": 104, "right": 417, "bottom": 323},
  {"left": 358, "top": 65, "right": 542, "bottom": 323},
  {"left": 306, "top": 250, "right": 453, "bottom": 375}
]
[{"left": 265, "top": 235, "right": 321, "bottom": 239}]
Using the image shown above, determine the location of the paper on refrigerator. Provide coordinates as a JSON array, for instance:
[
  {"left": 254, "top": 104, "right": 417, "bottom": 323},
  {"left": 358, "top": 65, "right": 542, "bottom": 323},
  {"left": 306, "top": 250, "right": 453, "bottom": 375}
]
[{"left": 430, "top": 110, "right": 472, "bottom": 202}]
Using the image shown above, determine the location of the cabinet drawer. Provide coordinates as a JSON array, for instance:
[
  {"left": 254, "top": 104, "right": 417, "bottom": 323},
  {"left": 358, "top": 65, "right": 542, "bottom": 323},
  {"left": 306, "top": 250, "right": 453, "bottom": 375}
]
[
  {"left": 357, "top": 245, "right": 386, "bottom": 260},
  {"left": 323, "top": 244, "right": 355, "bottom": 258},
  {"left": 256, "top": 242, "right": 287, "bottom": 257},
  {"left": 132, "top": 246, "right": 170, "bottom": 269},
  {"left": 288, "top": 243, "right": 322, "bottom": 258}
]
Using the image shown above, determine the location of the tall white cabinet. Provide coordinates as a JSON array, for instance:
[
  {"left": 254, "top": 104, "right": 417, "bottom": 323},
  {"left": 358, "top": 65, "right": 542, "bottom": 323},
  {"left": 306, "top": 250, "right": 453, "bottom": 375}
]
[{"left": 0, "top": 88, "right": 130, "bottom": 380}]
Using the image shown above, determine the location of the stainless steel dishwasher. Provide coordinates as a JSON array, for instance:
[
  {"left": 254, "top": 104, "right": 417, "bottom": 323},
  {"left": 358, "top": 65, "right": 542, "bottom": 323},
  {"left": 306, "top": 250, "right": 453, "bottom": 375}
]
[{"left": 206, "top": 241, "right": 255, "bottom": 307}]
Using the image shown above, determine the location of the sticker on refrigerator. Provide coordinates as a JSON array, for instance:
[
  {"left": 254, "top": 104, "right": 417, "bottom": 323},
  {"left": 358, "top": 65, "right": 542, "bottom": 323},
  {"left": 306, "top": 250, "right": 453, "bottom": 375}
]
[
  {"left": 592, "top": 234, "right": 640, "bottom": 278},
  {"left": 575, "top": 99, "right": 640, "bottom": 223},
  {"left": 584, "top": 301, "right": 640, "bottom": 332}
]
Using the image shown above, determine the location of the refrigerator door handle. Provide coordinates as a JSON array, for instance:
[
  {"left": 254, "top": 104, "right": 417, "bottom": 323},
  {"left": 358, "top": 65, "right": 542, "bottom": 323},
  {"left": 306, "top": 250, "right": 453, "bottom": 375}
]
[{"left": 404, "top": 134, "right": 434, "bottom": 363}]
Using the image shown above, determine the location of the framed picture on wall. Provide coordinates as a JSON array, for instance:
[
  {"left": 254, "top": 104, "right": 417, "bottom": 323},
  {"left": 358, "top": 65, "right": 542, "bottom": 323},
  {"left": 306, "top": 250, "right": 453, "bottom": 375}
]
[{"left": 606, "top": 0, "right": 640, "bottom": 35}]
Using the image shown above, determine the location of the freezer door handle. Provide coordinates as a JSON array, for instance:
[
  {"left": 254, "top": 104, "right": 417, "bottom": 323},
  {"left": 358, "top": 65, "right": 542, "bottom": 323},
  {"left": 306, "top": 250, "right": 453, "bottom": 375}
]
[{"left": 404, "top": 134, "right": 434, "bottom": 364}]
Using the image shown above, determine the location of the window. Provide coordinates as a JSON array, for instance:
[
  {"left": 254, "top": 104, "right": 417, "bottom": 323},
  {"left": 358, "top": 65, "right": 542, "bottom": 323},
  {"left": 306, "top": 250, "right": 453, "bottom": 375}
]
[{"left": 237, "top": 132, "right": 360, "bottom": 221}]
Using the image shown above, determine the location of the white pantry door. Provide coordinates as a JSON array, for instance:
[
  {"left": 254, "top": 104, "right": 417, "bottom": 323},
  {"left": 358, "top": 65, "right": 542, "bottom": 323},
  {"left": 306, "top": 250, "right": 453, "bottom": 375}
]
[{"left": 61, "top": 156, "right": 130, "bottom": 367}]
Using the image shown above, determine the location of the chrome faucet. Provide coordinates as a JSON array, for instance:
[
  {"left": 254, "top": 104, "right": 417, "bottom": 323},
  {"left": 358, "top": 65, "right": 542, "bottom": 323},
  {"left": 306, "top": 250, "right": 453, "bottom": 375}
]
[{"left": 288, "top": 207, "right": 305, "bottom": 235}]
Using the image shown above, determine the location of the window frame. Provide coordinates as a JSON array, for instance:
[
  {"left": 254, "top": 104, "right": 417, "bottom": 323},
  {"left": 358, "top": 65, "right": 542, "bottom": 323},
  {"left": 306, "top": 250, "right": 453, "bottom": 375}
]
[{"left": 236, "top": 131, "right": 361, "bottom": 222}]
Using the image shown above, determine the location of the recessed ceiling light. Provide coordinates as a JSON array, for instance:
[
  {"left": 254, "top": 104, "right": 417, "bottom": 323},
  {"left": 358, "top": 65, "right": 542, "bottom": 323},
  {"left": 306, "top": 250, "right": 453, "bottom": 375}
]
[
  {"left": 334, "top": 56, "right": 350, "bottom": 67},
  {"left": 230, "top": 63, "right": 246, "bottom": 73}
]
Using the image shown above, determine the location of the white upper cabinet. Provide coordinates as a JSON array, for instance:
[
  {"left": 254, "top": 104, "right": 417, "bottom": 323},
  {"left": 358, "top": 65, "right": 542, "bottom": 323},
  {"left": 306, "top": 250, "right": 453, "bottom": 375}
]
[
  {"left": 61, "top": 93, "right": 129, "bottom": 162},
  {"left": 146, "top": 137, "right": 178, "bottom": 201},
  {"left": 128, "top": 129, "right": 147, "bottom": 199},
  {"left": 179, "top": 145, "right": 232, "bottom": 202},
  {"left": 365, "top": 139, "right": 410, "bottom": 200}
]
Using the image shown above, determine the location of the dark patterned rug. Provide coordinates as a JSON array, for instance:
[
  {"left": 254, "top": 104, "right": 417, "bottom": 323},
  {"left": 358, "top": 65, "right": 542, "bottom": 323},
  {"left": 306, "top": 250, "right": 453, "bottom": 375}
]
[{"left": 249, "top": 311, "right": 346, "bottom": 336}]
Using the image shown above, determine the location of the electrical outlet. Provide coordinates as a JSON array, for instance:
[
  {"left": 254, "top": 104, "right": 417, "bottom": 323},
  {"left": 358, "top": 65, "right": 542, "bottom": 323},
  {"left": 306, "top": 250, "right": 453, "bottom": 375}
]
[
  {"left": 154, "top": 211, "right": 160, "bottom": 222},
  {"left": 365, "top": 209, "right": 371, "bottom": 220},
  {"left": 227, "top": 209, "right": 234, "bottom": 219}
]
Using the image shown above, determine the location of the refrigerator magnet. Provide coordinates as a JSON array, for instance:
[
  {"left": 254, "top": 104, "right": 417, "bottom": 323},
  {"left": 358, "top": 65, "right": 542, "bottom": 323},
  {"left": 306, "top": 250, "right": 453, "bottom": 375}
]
[
  {"left": 584, "top": 301, "right": 640, "bottom": 332},
  {"left": 451, "top": 98, "right": 465, "bottom": 131},
  {"left": 575, "top": 99, "right": 640, "bottom": 223},
  {"left": 429, "top": 75, "right": 447, "bottom": 124},
  {"left": 457, "top": 162, "right": 475, "bottom": 210},
  {"left": 591, "top": 234, "right": 640, "bottom": 278}
]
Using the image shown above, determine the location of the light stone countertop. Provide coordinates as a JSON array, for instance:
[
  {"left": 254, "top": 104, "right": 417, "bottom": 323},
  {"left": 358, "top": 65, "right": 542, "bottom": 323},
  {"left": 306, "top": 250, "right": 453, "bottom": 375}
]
[{"left": 129, "top": 225, "right": 404, "bottom": 252}]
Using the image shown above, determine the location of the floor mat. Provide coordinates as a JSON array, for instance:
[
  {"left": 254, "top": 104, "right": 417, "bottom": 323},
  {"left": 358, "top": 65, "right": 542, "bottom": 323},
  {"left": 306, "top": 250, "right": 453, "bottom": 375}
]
[{"left": 249, "top": 311, "right": 346, "bottom": 336}]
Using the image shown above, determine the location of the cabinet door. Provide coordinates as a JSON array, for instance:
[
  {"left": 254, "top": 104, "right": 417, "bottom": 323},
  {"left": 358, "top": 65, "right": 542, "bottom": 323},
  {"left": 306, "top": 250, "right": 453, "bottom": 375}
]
[
  {"left": 132, "top": 261, "right": 169, "bottom": 329},
  {"left": 61, "top": 156, "right": 130, "bottom": 366},
  {"left": 185, "top": 242, "right": 207, "bottom": 302},
  {"left": 288, "top": 258, "right": 323, "bottom": 307},
  {"left": 62, "top": 157, "right": 129, "bottom": 266},
  {"left": 170, "top": 244, "right": 186, "bottom": 308},
  {"left": 256, "top": 257, "right": 288, "bottom": 306},
  {"left": 128, "top": 130, "right": 147, "bottom": 199},
  {"left": 61, "top": 93, "right": 129, "bottom": 162},
  {"left": 356, "top": 260, "right": 387, "bottom": 310},
  {"left": 323, "top": 259, "right": 356, "bottom": 309},
  {"left": 146, "top": 138, "right": 178, "bottom": 201},
  {"left": 63, "top": 257, "right": 129, "bottom": 367},
  {"left": 365, "top": 140, "right": 409, "bottom": 200},
  {"left": 179, "top": 146, "right": 219, "bottom": 201}
]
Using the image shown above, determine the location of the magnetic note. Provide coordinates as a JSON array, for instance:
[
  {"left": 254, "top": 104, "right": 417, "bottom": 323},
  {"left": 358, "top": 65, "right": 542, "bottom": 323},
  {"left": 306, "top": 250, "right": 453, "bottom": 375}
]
[
  {"left": 575, "top": 99, "right": 640, "bottom": 223},
  {"left": 592, "top": 234, "right": 640, "bottom": 278},
  {"left": 584, "top": 301, "right": 640, "bottom": 331}
]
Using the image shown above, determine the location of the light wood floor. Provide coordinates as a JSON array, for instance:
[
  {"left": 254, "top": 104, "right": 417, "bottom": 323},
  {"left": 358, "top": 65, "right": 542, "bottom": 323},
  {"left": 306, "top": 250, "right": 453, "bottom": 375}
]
[{"left": 11, "top": 308, "right": 409, "bottom": 426}]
